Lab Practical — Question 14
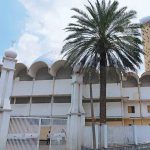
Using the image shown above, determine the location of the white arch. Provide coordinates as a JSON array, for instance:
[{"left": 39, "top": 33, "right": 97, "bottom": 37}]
[
  {"left": 50, "top": 60, "right": 70, "bottom": 76},
  {"left": 126, "top": 72, "right": 139, "bottom": 81},
  {"left": 28, "top": 58, "right": 53, "bottom": 78},
  {"left": 140, "top": 71, "right": 150, "bottom": 79},
  {"left": 14, "top": 63, "right": 28, "bottom": 78}
]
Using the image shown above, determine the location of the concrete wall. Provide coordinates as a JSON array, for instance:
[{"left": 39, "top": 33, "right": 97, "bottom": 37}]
[
  {"left": 12, "top": 81, "right": 33, "bottom": 96},
  {"left": 122, "top": 87, "right": 139, "bottom": 100},
  {"left": 83, "top": 83, "right": 121, "bottom": 98},
  {"left": 124, "top": 102, "right": 141, "bottom": 118},
  {"left": 11, "top": 79, "right": 150, "bottom": 120},
  {"left": 11, "top": 104, "right": 30, "bottom": 116},
  {"left": 30, "top": 103, "right": 51, "bottom": 116},
  {"left": 12, "top": 79, "right": 72, "bottom": 96},
  {"left": 83, "top": 125, "right": 150, "bottom": 148},
  {"left": 140, "top": 87, "right": 150, "bottom": 100},
  {"left": 11, "top": 103, "right": 70, "bottom": 117},
  {"left": 83, "top": 102, "right": 122, "bottom": 118}
]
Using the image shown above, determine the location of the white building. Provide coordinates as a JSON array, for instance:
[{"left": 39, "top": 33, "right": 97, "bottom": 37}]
[
  {"left": 8, "top": 57, "right": 150, "bottom": 129},
  {"left": 1, "top": 52, "right": 150, "bottom": 150}
]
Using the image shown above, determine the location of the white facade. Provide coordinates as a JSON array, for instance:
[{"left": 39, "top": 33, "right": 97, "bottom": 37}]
[{"left": 4, "top": 58, "right": 150, "bottom": 126}]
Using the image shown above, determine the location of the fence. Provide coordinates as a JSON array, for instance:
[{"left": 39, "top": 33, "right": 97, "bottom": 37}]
[
  {"left": 39, "top": 118, "right": 67, "bottom": 150},
  {"left": 82, "top": 125, "right": 150, "bottom": 149},
  {"left": 6, "top": 117, "right": 40, "bottom": 150},
  {"left": 6, "top": 117, "right": 67, "bottom": 150}
]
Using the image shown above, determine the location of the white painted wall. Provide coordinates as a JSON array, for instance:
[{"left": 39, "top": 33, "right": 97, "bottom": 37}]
[
  {"left": 141, "top": 102, "right": 150, "bottom": 117},
  {"left": 107, "top": 102, "right": 122, "bottom": 117},
  {"left": 83, "top": 102, "right": 122, "bottom": 117},
  {"left": 12, "top": 81, "right": 33, "bottom": 96},
  {"left": 30, "top": 103, "right": 51, "bottom": 116},
  {"left": 12, "top": 79, "right": 72, "bottom": 97},
  {"left": 54, "top": 79, "right": 71, "bottom": 95},
  {"left": 11, "top": 104, "right": 30, "bottom": 116},
  {"left": 124, "top": 102, "right": 140, "bottom": 118},
  {"left": 52, "top": 103, "right": 70, "bottom": 116},
  {"left": 11, "top": 103, "right": 70, "bottom": 117},
  {"left": 83, "top": 103, "right": 99, "bottom": 117},
  {"left": 83, "top": 83, "right": 121, "bottom": 98},
  {"left": 83, "top": 127, "right": 93, "bottom": 148},
  {"left": 140, "top": 87, "right": 150, "bottom": 100},
  {"left": 32, "top": 80, "right": 53, "bottom": 95},
  {"left": 83, "top": 125, "right": 150, "bottom": 148},
  {"left": 108, "top": 126, "right": 134, "bottom": 146},
  {"left": 107, "top": 84, "right": 121, "bottom": 97},
  {"left": 136, "top": 126, "right": 150, "bottom": 144},
  {"left": 122, "top": 87, "right": 139, "bottom": 100},
  {"left": 11, "top": 80, "right": 150, "bottom": 119},
  {"left": 83, "top": 84, "right": 99, "bottom": 98}
]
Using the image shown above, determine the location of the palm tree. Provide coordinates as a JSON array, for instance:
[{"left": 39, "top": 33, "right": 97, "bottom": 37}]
[{"left": 61, "top": 0, "right": 143, "bottom": 124}]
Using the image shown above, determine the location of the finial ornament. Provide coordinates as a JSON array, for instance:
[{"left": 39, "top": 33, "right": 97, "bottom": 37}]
[{"left": 5, "top": 51, "right": 17, "bottom": 59}]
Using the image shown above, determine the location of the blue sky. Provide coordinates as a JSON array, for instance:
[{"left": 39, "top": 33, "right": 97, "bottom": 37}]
[
  {"left": 0, "top": 0, "right": 150, "bottom": 74},
  {"left": 0, "top": 0, "right": 26, "bottom": 55}
]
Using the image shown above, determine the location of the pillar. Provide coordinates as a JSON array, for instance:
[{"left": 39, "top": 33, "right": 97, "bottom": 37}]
[
  {"left": 0, "top": 51, "right": 17, "bottom": 150},
  {"left": 133, "top": 125, "right": 138, "bottom": 145},
  {"left": 67, "top": 65, "right": 85, "bottom": 150},
  {"left": 100, "top": 124, "right": 108, "bottom": 148}
]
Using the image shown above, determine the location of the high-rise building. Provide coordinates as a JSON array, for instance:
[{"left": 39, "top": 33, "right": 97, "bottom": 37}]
[{"left": 141, "top": 16, "right": 150, "bottom": 71}]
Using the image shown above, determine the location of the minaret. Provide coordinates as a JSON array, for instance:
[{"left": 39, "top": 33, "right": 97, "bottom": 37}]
[
  {"left": 141, "top": 16, "right": 150, "bottom": 71},
  {"left": 0, "top": 51, "right": 17, "bottom": 150}
]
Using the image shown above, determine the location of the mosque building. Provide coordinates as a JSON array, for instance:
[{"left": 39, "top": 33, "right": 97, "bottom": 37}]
[{"left": 2, "top": 16, "right": 150, "bottom": 142}]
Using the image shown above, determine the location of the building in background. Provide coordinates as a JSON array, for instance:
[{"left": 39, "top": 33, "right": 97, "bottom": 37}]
[{"left": 141, "top": 16, "right": 150, "bottom": 71}]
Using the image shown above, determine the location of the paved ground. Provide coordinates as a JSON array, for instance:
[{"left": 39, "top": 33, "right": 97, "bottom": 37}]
[
  {"left": 39, "top": 145, "right": 67, "bottom": 150},
  {"left": 39, "top": 141, "right": 67, "bottom": 150}
]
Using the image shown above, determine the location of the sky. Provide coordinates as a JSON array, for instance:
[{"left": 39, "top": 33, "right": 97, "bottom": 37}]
[{"left": 0, "top": 0, "right": 150, "bottom": 73}]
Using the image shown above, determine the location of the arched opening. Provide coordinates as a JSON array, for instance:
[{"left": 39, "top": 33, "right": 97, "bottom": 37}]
[
  {"left": 28, "top": 59, "right": 53, "bottom": 79},
  {"left": 16, "top": 69, "right": 32, "bottom": 81},
  {"left": 106, "top": 68, "right": 120, "bottom": 83},
  {"left": 55, "top": 66, "right": 72, "bottom": 79},
  {"left": 83, "top": 69, "right": 99, "bottom": 84},
  {"left": 140, "top": 73, "right": 150, "bottom": 87},
  {"left": 35, "top": 67, "right": 53, "bottom": 80},
  {"left": 50, "top": 60, "right": 72, "bottom": 79},
  {"left": 15, "top": 63, "right": 32, "bottom": 81},
  {"left": 122, "top": 74, "right": 138, "bottom": 87}
]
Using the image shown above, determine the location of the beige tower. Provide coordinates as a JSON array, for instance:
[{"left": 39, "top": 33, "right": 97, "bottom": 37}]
[{"left": 141, "top": 17, "right": 150, "bottom": 71}]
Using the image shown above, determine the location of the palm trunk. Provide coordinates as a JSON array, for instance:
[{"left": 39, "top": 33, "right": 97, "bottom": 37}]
[
  {"left": 100, "top": 52, "right": 107, "bottom": 124},
  {"left": 89, "top": 72, "right": 96, "bottom": 149}
]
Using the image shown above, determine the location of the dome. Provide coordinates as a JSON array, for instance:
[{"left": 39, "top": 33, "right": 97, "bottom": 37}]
[{"left": 5, "top": 50, "right": 17, "bottom": 59}]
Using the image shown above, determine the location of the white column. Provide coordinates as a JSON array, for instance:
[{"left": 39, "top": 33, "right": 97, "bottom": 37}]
[
  {"left": 133, "top": 125, "right": 138, "bottom": 145},
  {"left": 67, "top": 65, "right": 85, "bottom": 150},
  {"left": 100, "top": 124, "right": 108, "bottom": 148},
  {"left": 0, "top": 51, "right": 17, "bottom": 150}
]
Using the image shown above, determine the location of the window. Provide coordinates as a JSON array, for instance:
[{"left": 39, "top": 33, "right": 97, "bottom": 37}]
[
  {"left": 15, "top": 97, "right": 30, "bottom": 104},
  {"left": 147, "top": 105, "right": 150, "bottom": 113},
  {"left": 128, "top": 106, "right": 135, "bottom": 113}
]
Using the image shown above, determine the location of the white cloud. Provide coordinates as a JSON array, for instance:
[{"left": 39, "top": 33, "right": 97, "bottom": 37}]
[
  {"left": 12, "top": 0, "right": 88, "bottom": 65},
  {"left": 9, "top": 0, "right": 150, "bottom": 72}
]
